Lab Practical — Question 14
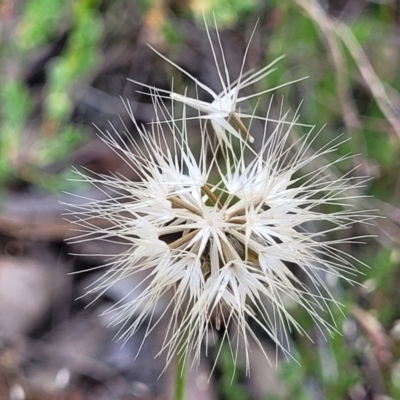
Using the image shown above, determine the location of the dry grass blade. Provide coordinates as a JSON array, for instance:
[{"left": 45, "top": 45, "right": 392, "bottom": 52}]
[
  {"left": 295, "top": 0, "right": 361, "bottom": 133},
  {"left": 296, "top": 0, "right": 400, "bottom": 140}
]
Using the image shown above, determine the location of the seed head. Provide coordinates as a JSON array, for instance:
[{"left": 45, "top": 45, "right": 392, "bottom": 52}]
[
  {"left": 68, "top": 91, "right": 371, "bottom": 372},
  {"left": 129, "top": 18, "right": 306, "bottom": 148}
]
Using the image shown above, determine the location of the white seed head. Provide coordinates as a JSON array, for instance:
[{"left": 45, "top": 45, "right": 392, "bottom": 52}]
[{"left": 67, "top": 90, "right": 372, "bottom": 373}]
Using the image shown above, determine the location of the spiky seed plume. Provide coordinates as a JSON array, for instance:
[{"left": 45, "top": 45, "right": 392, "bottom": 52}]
[
  {"left": 129, "top": 17, "right": 307, "bottom": 148},
  {"left": 68, "top": 89, "right": 371, "bottom": 372}
]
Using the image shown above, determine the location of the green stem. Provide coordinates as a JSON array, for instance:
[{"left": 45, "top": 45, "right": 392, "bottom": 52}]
[{"left": 175, "top": 350, "right": 186, "bottom": 400}]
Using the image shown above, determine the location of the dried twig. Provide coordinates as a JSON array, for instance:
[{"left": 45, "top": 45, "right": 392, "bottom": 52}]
[
  {"left": 295, "top": 0, "right": 362, "bottom": 133},
  {"left": 296, "top": 0, "right": 400, "bottom": 140}
]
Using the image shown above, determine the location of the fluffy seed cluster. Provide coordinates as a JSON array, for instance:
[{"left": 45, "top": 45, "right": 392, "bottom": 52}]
[{"left": 69, "top": 22, "right": 370, "bottom": 371}]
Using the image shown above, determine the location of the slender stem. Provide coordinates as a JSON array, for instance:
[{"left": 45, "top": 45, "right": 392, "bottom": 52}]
[
  {"left": 169, "top": 196, "right": 202, "bottom": 216},
  {"left": 169, "top": 229, "right": 199, "bottom": 249},
  {"left": 230, "top": 112, "right": 254, "bottom": 143},
  {"left": 227, "top": 216, "right": 246, "bottom": 224},
  {"left": 221, "top": 239, "right": 234, "bottom": 264},
  {"left": 175, "top": 346, "right": 186, "bottom": 400},
  {"left": 202, "top": 184, "right": 221, "bottom": 209}
]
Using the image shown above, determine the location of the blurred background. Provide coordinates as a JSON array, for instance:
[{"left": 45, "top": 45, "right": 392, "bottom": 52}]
[{"left": 1, "top": 0, "right": 400, "bottom": 399}]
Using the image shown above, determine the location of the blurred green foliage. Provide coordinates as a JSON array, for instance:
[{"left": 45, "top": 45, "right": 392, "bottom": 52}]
[
  {"left": 0, "top": 0, "right": 102, "bottom": 190},
  {"left": 16, "top": 0, "right": 66, "bottom": 49},
  {"left": 200, "top": 0, "right": 258, "bottom": 26},
  {"left": 217, "top": 342, "right": 251, "bottom": 400}
]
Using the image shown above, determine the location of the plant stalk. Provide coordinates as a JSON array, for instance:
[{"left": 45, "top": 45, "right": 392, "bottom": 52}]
[{"left": 175, "top": 349, "right": 186, "bottom": 400}]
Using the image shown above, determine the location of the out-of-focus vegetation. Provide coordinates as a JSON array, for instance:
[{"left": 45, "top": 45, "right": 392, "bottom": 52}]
[
  {"left": 1, "top": 0, "right": 101, "bottom": 190},
  {"left": 1, "top": 1, "right": 400, "bottom": 399}
]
